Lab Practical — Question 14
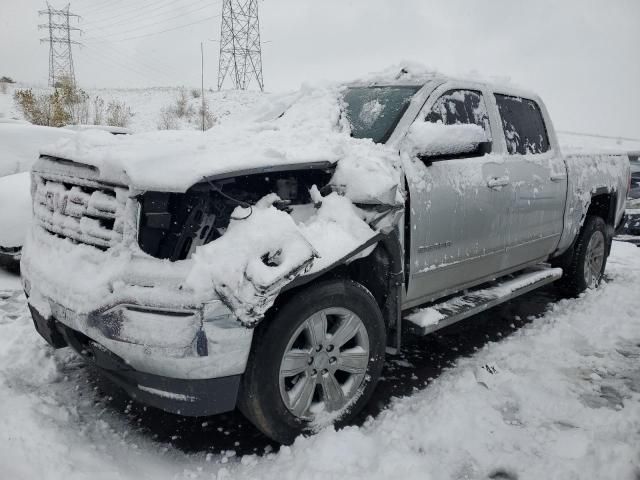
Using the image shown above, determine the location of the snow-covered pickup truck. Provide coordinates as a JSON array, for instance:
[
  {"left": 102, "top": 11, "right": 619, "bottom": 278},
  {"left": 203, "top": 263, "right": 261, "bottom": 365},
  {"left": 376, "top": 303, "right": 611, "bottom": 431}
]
[{"left": 22, "top": 67, "right": 630, "bottom": 444}]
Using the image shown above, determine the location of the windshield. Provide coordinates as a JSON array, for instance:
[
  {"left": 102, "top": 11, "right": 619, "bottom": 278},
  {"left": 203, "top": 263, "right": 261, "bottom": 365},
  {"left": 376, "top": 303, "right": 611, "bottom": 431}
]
[
  {"left": 629, "top": 158, "right": 640, "bottom": 174},
  {"left": 343, "top": 86, "right": 420, "bottom": 143}
]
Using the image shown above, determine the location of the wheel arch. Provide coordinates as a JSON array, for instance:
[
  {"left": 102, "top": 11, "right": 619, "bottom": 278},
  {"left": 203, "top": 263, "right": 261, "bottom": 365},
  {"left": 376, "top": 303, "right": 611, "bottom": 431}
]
[
  {"left": 266, "top": 231, "right": 404, "bottom": 352},
  {"left": 587, "top": 189, "right": 617, "bottom": 228}
]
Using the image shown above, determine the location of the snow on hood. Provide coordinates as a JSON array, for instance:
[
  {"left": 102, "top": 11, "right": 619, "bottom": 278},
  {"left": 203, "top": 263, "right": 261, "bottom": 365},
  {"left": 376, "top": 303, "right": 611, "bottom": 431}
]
[{"left": 40, "top": 84, "right": 398, "bottom": 193}]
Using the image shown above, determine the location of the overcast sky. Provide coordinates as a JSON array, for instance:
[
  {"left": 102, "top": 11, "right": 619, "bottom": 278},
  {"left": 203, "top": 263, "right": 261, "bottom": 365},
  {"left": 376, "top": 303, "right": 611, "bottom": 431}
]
[{"left": 1, "top": 0, "right": 639, "bottom": 138}]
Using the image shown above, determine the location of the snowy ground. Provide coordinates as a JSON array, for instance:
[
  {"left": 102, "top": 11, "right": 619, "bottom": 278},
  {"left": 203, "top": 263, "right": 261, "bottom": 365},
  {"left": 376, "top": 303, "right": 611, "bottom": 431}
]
[{"left": 1, "top": 240, "right": 639, "bottom": 480}]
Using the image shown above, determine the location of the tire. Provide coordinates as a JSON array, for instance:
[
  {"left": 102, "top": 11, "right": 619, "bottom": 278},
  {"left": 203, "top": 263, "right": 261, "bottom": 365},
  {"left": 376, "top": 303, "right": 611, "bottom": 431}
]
[
  {"left": 555, "top": 215, "right": 609, "bottom": 296},
  {"left": 0, "top": 252, "right": 20, "bottom": 274},
  {"left": 238, "top": 279, "right": 386, "bottom": 444}
]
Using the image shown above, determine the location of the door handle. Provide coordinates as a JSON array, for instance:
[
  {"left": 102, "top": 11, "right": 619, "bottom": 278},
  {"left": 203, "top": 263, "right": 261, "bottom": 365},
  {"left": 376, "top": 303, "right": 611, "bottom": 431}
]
[
  {"left": 487, "top": 176, "right": 510, "bottom": 189},
  {"left": 550, "top": 174, "right": 566, "bottom": 182}
]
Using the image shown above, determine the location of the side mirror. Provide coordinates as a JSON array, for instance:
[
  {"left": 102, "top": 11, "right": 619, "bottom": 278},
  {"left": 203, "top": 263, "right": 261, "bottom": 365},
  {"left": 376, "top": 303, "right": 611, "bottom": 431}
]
[{"left": 404, "top": 122, "right": 490, "bottom": 164}]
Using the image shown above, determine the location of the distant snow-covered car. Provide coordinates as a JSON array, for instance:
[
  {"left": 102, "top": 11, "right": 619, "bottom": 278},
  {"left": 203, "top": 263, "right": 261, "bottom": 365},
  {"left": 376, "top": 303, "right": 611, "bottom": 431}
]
[
  {"left": 0, "top": 172, "right": 31, "bottom": 264},
  {"left": 0, "top": 123, "right": 76, "bottom": 177},
  {"left": 63, "top": 124, "right": 133, "bottom": 135},
  {"left": 621, "top": 152, "right": 640, "bottom": 240},
  {"left": 0, "top": 123, "right": 76, "bottom": 266}
]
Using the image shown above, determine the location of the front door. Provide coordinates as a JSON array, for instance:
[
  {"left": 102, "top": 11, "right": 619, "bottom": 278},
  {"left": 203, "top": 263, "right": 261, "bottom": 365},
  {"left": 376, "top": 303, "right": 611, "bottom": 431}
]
[{"left": 403, "top": 86, "right": 510, "bottom": 308}]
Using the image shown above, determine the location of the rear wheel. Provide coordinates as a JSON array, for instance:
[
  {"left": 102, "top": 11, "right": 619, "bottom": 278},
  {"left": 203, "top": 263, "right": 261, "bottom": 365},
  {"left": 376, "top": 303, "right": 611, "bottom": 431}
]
[
  {"left": 555, "top": 215, "right": 609, "bottom": 296},
  {"left": 238, "top": 279, "right": 386, "bottom": 444}
]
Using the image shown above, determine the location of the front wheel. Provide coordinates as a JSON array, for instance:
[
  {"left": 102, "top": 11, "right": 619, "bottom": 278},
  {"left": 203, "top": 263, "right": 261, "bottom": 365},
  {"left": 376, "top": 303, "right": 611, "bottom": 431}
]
[
  {"left": 238, "top": 279, "right": 386, "bottom": 444},
  {"left": 555, "top": 215, "right": 609, "bottom": 296}
]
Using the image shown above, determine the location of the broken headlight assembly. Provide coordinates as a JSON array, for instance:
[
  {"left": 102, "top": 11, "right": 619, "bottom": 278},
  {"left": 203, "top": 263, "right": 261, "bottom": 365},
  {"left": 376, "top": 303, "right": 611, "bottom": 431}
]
[{"left": 137, "top": 167, "right": 334, "bottom": 261}]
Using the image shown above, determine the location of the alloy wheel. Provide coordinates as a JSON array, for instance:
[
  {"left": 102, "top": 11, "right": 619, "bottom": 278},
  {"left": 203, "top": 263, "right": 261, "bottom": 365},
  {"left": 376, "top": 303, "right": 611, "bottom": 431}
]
[
  {"left": 278, "top": 307, "right": 370, "bottom": 419},
  {"left": 584, "top": 230, "right": 605, "bottom": 287}
]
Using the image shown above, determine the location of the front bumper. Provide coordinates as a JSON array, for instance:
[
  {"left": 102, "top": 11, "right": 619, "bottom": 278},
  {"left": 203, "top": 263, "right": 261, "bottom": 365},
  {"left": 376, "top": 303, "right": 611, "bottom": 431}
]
[{"left": 29, "top": 303, "right": 242, "bottom": 416}]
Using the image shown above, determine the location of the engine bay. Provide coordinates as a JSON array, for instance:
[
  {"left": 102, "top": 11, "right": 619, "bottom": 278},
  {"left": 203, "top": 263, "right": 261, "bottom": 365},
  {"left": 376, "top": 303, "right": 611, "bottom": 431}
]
[{"left": 137, "top": 167, "right": 334, "bottom": 261}]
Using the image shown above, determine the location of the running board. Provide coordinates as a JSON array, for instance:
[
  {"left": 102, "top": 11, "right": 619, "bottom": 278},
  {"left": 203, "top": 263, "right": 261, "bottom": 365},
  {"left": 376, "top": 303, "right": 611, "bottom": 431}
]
[{"left": 405, "top": 266, "right": 563, "bottom": 336}]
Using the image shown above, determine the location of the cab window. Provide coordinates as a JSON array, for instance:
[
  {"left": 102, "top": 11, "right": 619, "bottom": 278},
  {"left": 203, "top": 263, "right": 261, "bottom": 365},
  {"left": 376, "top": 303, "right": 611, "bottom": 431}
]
[
  {"left": 426, "top": 89, "right": 491, "bottom": 133},
  {"left": 495, "top": 94, "right": 550, "bottom": 155}
]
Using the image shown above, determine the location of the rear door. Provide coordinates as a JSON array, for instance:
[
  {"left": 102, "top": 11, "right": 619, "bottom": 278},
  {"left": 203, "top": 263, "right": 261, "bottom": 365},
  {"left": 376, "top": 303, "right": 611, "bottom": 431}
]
[
  {"left": 493, "top": 94, "right": 567, "bottom": 266},
  {"left": 403, "top": 85, "right": 510, "bottom": 307}
]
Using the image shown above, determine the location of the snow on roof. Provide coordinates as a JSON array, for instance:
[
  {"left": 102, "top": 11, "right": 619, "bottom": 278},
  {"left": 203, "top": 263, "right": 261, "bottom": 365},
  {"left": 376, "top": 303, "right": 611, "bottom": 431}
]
[{"left": 349, "top": 61, "right": 439, "bottom": 86}]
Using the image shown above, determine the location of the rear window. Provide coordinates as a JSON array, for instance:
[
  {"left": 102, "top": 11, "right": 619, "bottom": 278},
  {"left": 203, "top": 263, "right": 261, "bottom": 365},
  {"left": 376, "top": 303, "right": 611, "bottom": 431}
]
[{"left": 495, "top": 94, "right": 550, "bottom": 155}]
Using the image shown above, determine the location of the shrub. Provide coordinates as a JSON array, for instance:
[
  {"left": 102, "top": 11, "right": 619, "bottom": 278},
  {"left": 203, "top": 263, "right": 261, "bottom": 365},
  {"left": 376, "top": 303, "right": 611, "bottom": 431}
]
[
  {"left": 13, "top": 82, "right": 134, "bottom": 128},
  {"left": 157, "top": 106, "right": 178, "bottom": 130},
  {"left": 0, "top": 76, "right": 15, "bottom": 84},
  {"left": 58, "top": 80, "right": 90, "bottom": 125},
  {"left": 105, "top": 100, "right": 133, "bottom": 128},
  {"left": 13, "top": 88, "right": 69, "bottom": 126},
  {"left": 174, "top": 88, "right": 193, "bottom": 118},
  {"left": 191, "top": 88, "right": 201, "bottom": 99}
]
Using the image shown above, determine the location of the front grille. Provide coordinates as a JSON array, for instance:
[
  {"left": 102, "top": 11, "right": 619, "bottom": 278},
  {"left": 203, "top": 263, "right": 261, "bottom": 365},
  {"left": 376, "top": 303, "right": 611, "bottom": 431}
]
[{"left": 33, "top": 174, "right": 127, "bottom": 250}]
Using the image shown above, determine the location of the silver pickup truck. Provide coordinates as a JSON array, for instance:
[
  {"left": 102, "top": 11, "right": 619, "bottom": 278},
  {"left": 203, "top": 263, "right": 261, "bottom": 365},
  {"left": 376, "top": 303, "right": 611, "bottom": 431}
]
[{"left": 22, "top": 68, "right": 630, "bottom": 444}]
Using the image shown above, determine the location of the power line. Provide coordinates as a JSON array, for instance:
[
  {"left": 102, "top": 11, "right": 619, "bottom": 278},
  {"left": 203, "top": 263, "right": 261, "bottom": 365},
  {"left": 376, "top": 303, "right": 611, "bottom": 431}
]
[
  {"left": 78, "top": 38, "right": 180, "bottom": 85},
  {"left": 39, "top": 2, "right": 82, "bottom": 87},
  {"left": 81, "top": 22, "right": 181, "bottom": 75},
  {"left": 84, "top": 1, "right": 215, "bottom": 39},
  {"left": 78, "top": 0, "right": 128, "bottom": 18},
  {"left": 76, "top": 45, "right": 174, "bottom": 86},
  {"left": 81, "top": 0, "right": 178, "bottom": 26},
  {"left": 85, "top": 0, "right": 212, "bottom": 33},
  {"left": 218, "top": 0, "right": 264, "bottom": 91},
  {"left": 83, "top": 37, "right": 179, "bottom": 79},
  {"left": 82, "top": 0, "right": 209, "bottom": 29},
  {"left": 557, "top": 130, "right": 640, "bottom": 143},
  {"left": 84, "top": 14, "right": 219, "bottom": 43}
]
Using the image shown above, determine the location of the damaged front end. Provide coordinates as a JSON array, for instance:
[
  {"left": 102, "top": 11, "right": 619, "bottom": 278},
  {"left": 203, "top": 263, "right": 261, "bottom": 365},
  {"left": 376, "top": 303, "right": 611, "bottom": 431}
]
[{"left": 136, "top": 161, "right": 404, "bottom": 327}]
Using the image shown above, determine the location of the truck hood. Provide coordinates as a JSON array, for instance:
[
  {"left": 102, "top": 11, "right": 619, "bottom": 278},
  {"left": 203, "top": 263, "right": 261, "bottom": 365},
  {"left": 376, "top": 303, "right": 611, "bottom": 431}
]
[{"left": 39, "top": 85, "right": 391, "bottom": 193}]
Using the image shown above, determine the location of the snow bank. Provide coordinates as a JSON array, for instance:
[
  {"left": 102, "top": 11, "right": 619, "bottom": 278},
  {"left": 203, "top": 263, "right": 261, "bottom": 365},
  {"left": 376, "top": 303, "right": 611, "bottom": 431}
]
[
  {"left": 0, "top": 172, "right": 32, "bottom": 247},
  {"left": 0, "top": 123, "right": 76, "bottom": 177},
  {"left": 2, "top": 242, "right": 640, "bottom": 479}
]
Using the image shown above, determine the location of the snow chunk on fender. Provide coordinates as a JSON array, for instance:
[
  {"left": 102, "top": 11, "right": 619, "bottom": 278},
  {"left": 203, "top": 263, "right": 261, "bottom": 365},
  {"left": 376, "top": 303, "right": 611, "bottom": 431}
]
[
  {"left": 185, "top": 191, "right": 378, "bottom": 327},
  {"left": 185, "top": 198, "right": 317, "bottom": 326},
  {"left": 404, "top": 122, "right": 487, "bottom": 158},
  {"left": 299, "top": 190, "right": 378, "bottom": 272},
  {"left": 329, "top": 141, "right": 404, "bottom": 206}
]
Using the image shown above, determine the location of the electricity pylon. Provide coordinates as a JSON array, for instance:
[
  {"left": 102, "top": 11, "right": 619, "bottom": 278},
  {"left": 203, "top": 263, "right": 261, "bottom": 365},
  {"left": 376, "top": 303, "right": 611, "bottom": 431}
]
[
  {"left": 217, "top": 0, "right": 264, "bottom": 91},
  {"left": 39, "top": 3, "right": 82, "bottom": 87}
]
